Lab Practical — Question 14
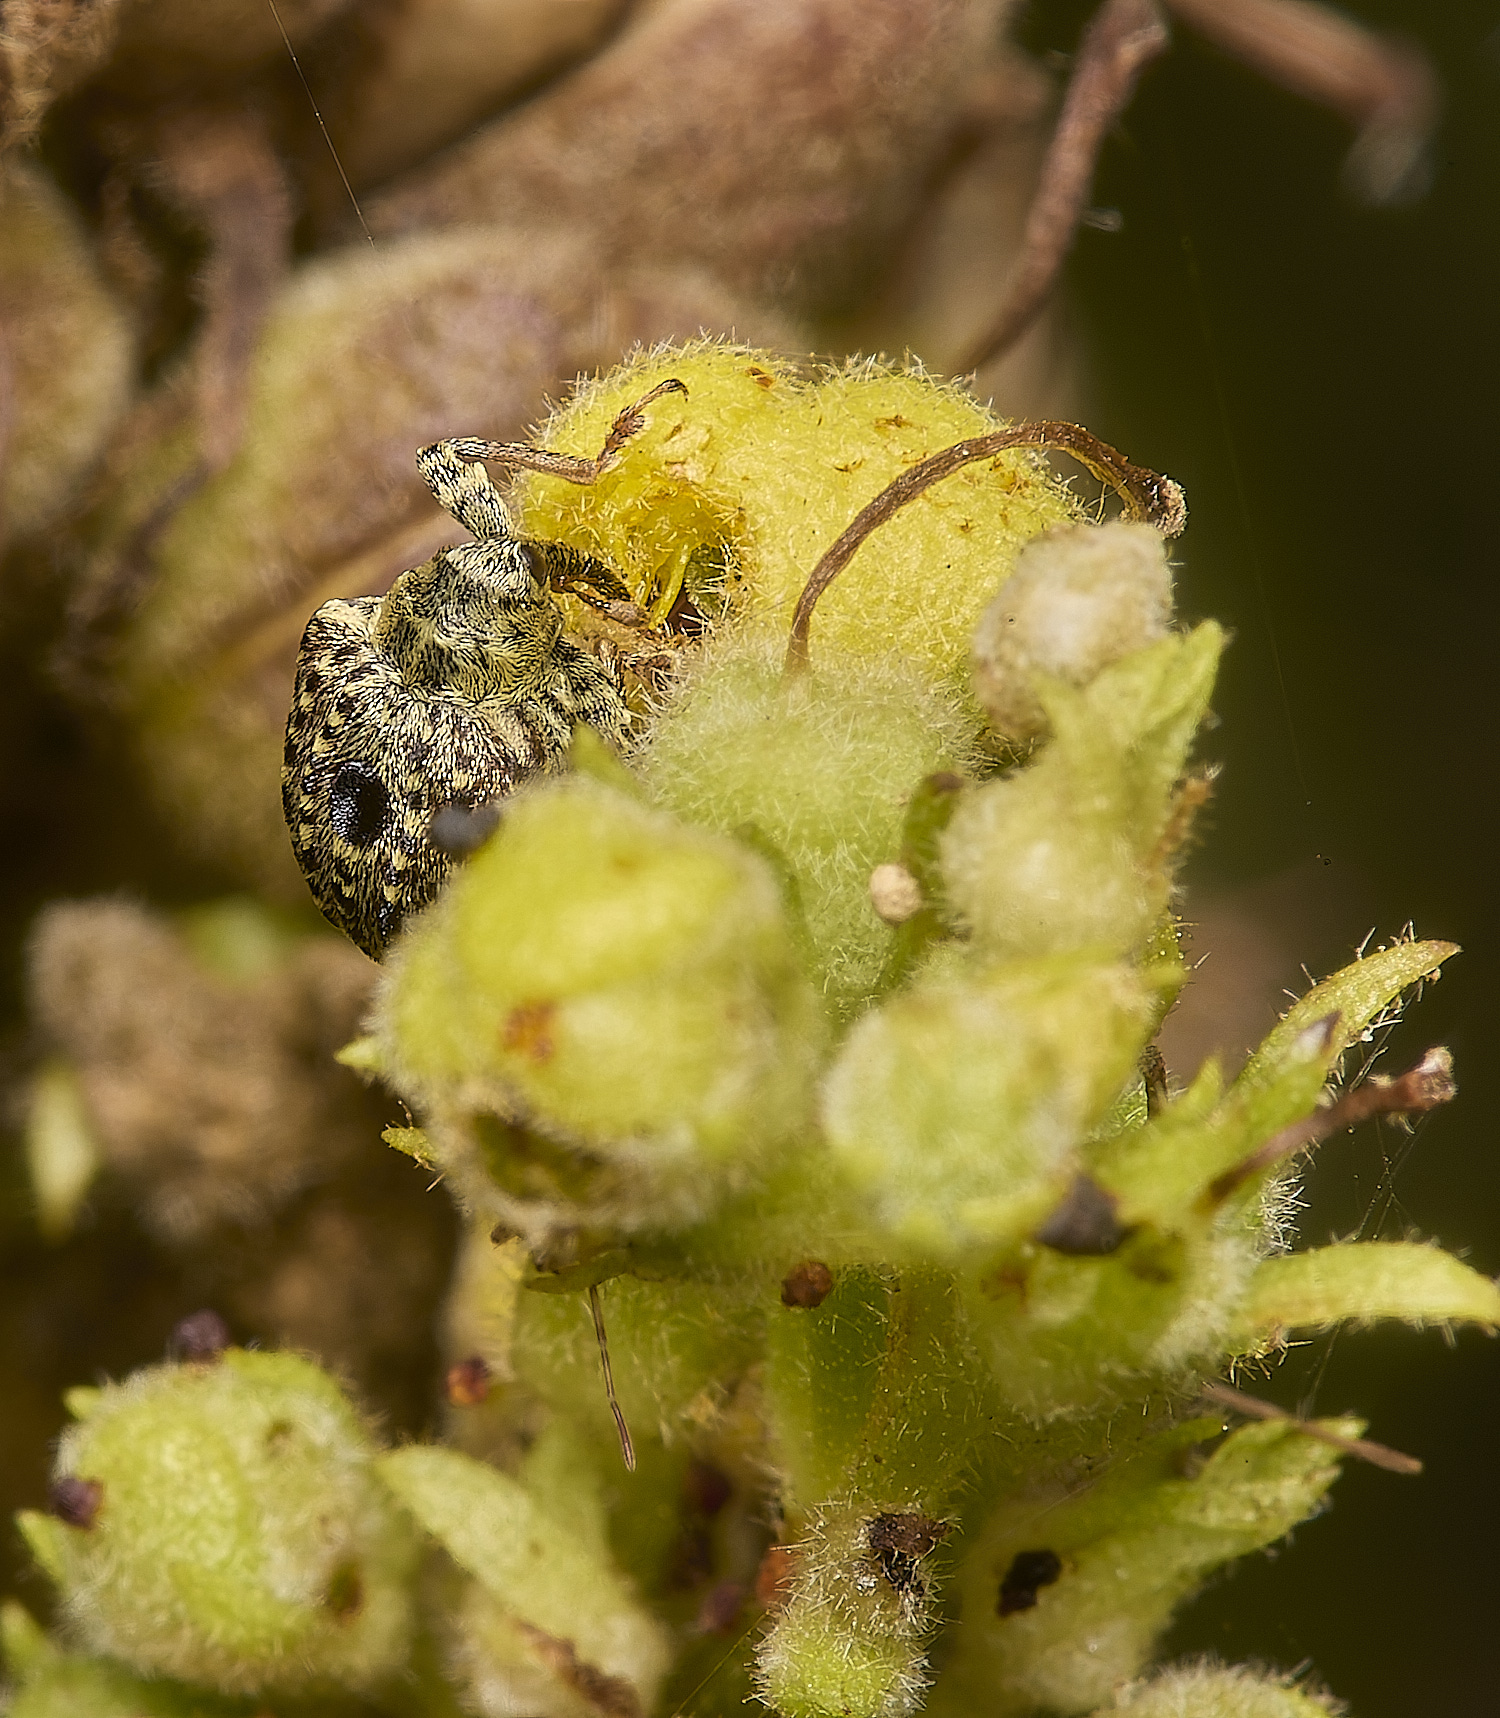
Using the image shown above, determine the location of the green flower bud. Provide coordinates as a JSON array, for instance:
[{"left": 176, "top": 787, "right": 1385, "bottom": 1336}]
[
  {"left": 16, "top": 1351, "right": 418, "bottom": 1696},
  {"left": 517, "top": 344, "right": 1077, "bottom": 683},
  {"left": 941, "top": 625, "right": 1223, "bottom": 960},
  {"left": 971, "top": 521, "right": 1174, "bottom": 744},
  {"left": 377, "top": 776, "right": 824, "bottom": 1241},
  {"left": 3, "top": 1656, "right": 243, "bottom": 1718},
  {"left": 821, "top": 954, "right": 1164, "bottom": 1258},
  {"left": 956, "top": 937, "right": 1462, "bottom": 1420},
  {"left": 754, "top": 1505, "right": 933, "bottom": 1718}
]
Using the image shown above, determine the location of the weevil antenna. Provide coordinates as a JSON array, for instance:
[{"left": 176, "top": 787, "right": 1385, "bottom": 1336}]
[{"left": 784, "top": 422, "right": 1186, "bottom": 675}]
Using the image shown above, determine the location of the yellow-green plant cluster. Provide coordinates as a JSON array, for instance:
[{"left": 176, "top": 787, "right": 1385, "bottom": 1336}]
[{"left": 8, "top": 347, "right": 1494, "bottom": 1718}]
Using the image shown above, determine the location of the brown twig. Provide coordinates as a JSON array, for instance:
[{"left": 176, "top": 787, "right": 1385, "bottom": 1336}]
[
  {"left": 1201, "top": 1380, "right": 1422, "bottom": 1476},
  {"left": 784, "top": 421, "right": 1186, "bottom": 674},
  {"left": 141, "top": 103, "right": 294, "bottom": 473},
  {"left": 959, "top": 0, "right": 1170, "bottom": 375},
  {"left": 1163, "top": 0, "right": 1438, "bottom": 204},
  {"left": 1202, "top": 1044, "right": 1455, "bottom": 1208}
]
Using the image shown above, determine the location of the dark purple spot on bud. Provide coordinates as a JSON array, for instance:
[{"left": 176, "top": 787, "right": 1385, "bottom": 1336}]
[
  {"left": 49, "top": 1475, "right": 103, "bottom": 1529},
  {"left": 1034, "top": 1173, "right": 1128, "bottom": 1256},
  {"left": 170, "top": 1308, "right": 231, "bottom": 1362},
  {"left": 684, "top": 1459, "right": 733, "bottom": 1518},
  {"left": 998, "top": 1547, "right": 1062, "bottom": 1615}
]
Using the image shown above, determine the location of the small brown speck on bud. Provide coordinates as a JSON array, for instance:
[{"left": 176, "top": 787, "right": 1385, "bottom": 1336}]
[
  {"left": 869, "top": 862, "right": 924, "bottom": 926},
  {"left": 49, "top": 1474, "right": 103, "bottom": 1529},
  {"left": 169, "top": 1308, "right": 231, "bottom": 1362},
  {"left": 755, "top": 1543, "right": 800, "bottom": 1610},
  {"left": 781, "top": 1260, "right": 834, "bottom": 1308},
  {"left": 446, "top": 1356, "right": 492, "bottom": 1406}
]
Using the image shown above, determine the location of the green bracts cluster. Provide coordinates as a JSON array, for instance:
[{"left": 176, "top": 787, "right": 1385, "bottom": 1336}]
[{"left": 9, "top": 347, "right": 1493, "bottom": 1718}]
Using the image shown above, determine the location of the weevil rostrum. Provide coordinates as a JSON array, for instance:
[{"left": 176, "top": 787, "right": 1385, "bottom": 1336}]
[{"left": 281, "top": 379, "right": 686, "bottom": 958}]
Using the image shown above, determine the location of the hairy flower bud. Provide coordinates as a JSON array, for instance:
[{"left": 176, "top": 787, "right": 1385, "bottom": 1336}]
[
  {"left": 16, "top": 1351, "right": 417, "bottom": 1696},
  {"left": 971, "top": 521, "right": 1174, "bottom": 742},
  {"left": 377, "top": 776, "right": 824, "bottom": 1242}
]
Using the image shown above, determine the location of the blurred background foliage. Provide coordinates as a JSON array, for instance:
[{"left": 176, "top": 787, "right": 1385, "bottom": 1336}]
[{"left": 0, "top": 1, "right": 1494, "bottom": 1713}]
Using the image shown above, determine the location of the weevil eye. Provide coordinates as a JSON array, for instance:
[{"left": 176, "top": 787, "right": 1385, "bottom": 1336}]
[{"left": 328, "top": 762, "right": 391, "bottom": 847}]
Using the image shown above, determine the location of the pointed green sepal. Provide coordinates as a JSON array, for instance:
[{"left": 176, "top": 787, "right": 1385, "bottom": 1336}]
[{"left": 1236, "top": 1240, "right": 1500, "bottom": 1340}]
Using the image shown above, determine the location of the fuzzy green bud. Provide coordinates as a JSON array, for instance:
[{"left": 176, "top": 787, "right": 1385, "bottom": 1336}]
[
  {"left": 377, "top": 776, "right": 824, "bottom": 1242},
  {"left": 518, "top": 344, "right": 1078, "bottom": 685},
  {"left": 755, "top": 1504, "right": 935, "bottom": 1718},
  {"left": 639, "top": 639, "right": 978, "bottom": 1015},
  {"left": 942, "top": 625, "right": 1222, "bottom": 961},
  {"left": 1103, "top": 1663, "right": 1342, "bottom": 1717},
  {"left": 821, "top": 954, "right": 1162, "bottom": 1258},
  {"left": 16, "top": 1351, "right": 417, "bottom": 1696}
]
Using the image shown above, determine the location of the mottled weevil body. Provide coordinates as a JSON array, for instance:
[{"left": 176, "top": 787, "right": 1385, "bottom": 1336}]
[{"left": 281, "top": 380, "right": 684, "bottom": 958}]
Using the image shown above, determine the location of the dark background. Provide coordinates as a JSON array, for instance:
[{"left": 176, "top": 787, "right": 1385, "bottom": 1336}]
[{"left": 1021, "top": 0, "right": 1499, "bottom": 1709}]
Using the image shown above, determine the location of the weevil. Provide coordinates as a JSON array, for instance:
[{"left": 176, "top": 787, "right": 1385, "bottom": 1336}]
[{"left": 281, "top": 379, "right": 685, "bottom": 958}]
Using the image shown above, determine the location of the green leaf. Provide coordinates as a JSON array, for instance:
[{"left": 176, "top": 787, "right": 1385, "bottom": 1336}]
[
  {"left": 15, "top": 1511, "right": 68, "bottom": 1585},
  {"left": 1, "top": 1600, "right": 56, "bottom": 1678},
  {"left": 1237, "top": 938, "right": 1457, "bottom": 1094},
  {"left": 1236, "top": 1241, "right": 1500, "bottom": 1338},
  {"left": 376, "top": 1444, "right": 669, "bottom": 1701}
]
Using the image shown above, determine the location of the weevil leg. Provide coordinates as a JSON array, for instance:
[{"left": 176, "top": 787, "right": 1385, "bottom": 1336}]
[
  {"left": 435, "top": 377, "right": 688, "bottom": 491},
  {"left": 415, "top": 440, "right": 517, "bottom": 539},
  {"left": 530, "top": 540, "right": 647, "bottom": 627},
  {"left": 416, "top": 375, "right": 685, "bottom": 559}
]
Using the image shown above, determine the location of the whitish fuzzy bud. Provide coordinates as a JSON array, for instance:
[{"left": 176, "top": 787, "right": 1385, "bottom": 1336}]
[
  {"left": 1104, "top": 1662, "right": 1343, "bottom": 1717},
  {"left": 936, "top": 1418, "right": 1354, "bottom": 1718},
  {"left": 16, "top": 1351, "right": 417, "bottom": 1696},
  {"left": 377, "top": 776, "right": 824, "bottom": 1242},
  {"left": 754, "top": 1504, "right": 938, "bottom": 1718},
  {"left": 942, "top": 625, "right": 1222, "bottom": 960},
  {"left": 821, "top": 955, "right": 1162, "bottom": 1258},
  {"left": 972, "top": 522, "right": 1173, "bottom": 742},
  {"left": 378, "top": 1445, "right": 670, "bottom": 1718}
]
